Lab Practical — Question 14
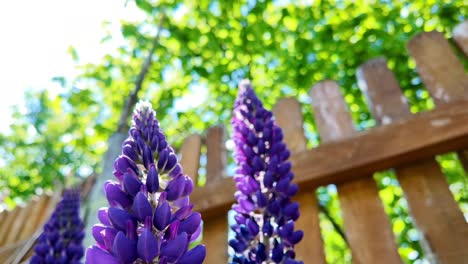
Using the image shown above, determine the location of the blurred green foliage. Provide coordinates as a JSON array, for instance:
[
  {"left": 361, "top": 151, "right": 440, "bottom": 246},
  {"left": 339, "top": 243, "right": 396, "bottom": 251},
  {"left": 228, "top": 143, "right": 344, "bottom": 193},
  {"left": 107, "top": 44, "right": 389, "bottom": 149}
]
[{"left": 1, "top": 0, "right": 467, "bottom": 262}]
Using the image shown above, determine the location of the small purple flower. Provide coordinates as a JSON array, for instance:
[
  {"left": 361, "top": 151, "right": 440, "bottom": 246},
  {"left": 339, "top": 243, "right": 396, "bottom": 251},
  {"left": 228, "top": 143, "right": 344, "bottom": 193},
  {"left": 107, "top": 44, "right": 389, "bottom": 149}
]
[
  {"left": 30, "top": 189, "right": 85, "bottom": 264},
  {"left": 86, "top": 101, "right": 205, "bottom": 264},
  {"left": 229, "top": 80, "right": 304, "bottom": 264}
]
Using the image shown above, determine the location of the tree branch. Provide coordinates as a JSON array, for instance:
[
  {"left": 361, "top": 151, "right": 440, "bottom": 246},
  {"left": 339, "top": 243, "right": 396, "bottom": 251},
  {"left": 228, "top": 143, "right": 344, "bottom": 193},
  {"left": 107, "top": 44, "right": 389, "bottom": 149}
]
[
  {"left": 117, "top": 14, "right": 166, "bottom": 132},
  {"left": 318, "top": 203, "right": 348, "bottom": 245}
]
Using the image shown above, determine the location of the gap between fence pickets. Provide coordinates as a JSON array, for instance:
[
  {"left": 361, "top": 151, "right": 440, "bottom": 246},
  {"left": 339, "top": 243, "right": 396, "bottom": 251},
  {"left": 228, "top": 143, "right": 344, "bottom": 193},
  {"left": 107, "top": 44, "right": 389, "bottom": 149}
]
[
  {"left": 310, "top": 80, "right": 402, "bottom": 263},
  {"left": 191, "top": 98, "right": 468, "bottom": 218}
]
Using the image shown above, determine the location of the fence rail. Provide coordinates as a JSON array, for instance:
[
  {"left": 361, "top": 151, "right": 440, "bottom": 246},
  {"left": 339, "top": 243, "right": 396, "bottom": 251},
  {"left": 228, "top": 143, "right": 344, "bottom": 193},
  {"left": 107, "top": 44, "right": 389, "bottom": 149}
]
[{"left": 182, "top": 21, "right": 468, "bottom": 263}]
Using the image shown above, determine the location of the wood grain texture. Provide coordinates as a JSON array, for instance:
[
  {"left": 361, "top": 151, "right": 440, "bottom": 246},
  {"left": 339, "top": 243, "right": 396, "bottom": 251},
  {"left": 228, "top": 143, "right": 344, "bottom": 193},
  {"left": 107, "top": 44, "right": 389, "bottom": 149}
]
[
  {"left": 397, "top": 160, "right": 468, "bottom": 263},
  {"left": 273, "top": 98, "right": 308, "bottom": 153},
  {"left": 273, "top": 98, "right": 326, "bottom": 264},
  {"left": 203, "top": 215, "right": 228, "bottom": 264},
  {"left": 5, "top": 204, "right": 30, "bottom": 244},
  {"left": 407, "top": 31, "right": 468, "bottom": 105},
  {"left": 180, "top": 134, "right": 202, "bottom": 181},
  {"left": 0, "top": 241, "right": 27, "bottom": 264},
  {"left": 358, "top": 58, "right": 468, "bottom": 263},
  {"left": 408, "top": 30, "right": 468, "bottom": 182},
  {"left": 0, "top": 208, "right": 19, "bottom": 246},
  {"left": 453, "top": 21, "right": 468, "bottom": 56},
  {"left": 18, "top": 195, "right": 49, "bottom": 241},
  {"left": 310, "top": 80, "right": 402, "bottom": 264},
  {"left": 206, "top": 126, "right": 227, "bottom": 182},
  {"left": 191, "top": 99, "right": 468, "bottom": 219}
]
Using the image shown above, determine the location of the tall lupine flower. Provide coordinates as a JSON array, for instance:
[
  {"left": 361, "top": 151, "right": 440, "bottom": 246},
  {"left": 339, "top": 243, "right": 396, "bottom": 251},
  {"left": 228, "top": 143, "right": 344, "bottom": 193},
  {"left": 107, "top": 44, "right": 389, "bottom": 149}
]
[
  {"left": 229, "top": 80, "right": 304, "bottom": 264},
  {"left": 86, "top": 101, "right": 205, "bottom": 264},
  {"left": 30, "top": 189, "right": 85, "bottom": 264}
]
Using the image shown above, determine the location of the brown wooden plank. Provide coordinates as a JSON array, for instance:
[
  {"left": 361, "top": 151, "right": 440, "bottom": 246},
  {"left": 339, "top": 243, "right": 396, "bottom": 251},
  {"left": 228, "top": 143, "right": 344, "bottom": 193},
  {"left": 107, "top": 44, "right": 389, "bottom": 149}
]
[
  {"left": 357, "top": 58, "right": 411, "bottom": 122},
  {"left": 310, "top": 80, "right": 402, "bottom": 264},
  {"left": 407, "top": 31, "right": 468, "bottom": 105},
  {"left": 180, "top": 134, "right": 202, "bottom": 181},
  {"left": 358, "top": 57, "right": 468, "bottom": 263},
  {"left": 5, "top": 205, "right": 30, "bottom": 244},
  {"left": 0, "top": 240, "right": 27, "bottom": 264},
  {"left": 397, "top": 160, "right": 468, "bottom": 263},
  {"left": 453, "top": 21, "right": 468, "bottom": 56},
  {"left": 272, "top": 98, "right": 308, "bottom": 152},
  {"left": 0, "top": 211, "right": 5, "bottom": 225},
  {"left": 439, "top": 25, "right": 468, "bottom": 176},
  {"left": 191, "top": 99, "right": 468, "bottom": 219},
  {"left": 203, "top": 216, "right": 228, "bottom": 264},
  {"left": 408, "top": 31, "right": 468, "bottom": 180},
  {"left": 0, "top": 208, "right": 19, "bottom": 246},
  {"left": 18, "top": 195, "right": 49, "bottom": 241},
  {"left": 206, "top": 126, "right": 227, "bottom": 182},
  {"left": 273, "top": 98, "right": 326, "bottom": 263}
]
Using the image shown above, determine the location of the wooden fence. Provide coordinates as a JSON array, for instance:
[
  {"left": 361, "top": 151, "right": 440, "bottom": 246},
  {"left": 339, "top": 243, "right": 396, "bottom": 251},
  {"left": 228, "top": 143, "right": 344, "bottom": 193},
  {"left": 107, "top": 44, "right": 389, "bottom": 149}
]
[
  {"left": 185, "top": 21, "right": 468, "bottom": 264},
  {"left": 0, "top": 21, "right": 467, "bottom": 264},
  {"left": 0, "top": 176, "right": 95, "bottom": 264}
]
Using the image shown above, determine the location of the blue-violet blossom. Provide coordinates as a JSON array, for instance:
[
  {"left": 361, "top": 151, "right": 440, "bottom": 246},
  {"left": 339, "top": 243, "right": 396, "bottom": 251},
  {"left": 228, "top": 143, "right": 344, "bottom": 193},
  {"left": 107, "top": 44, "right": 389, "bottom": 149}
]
[
  {"left": 30, "top": 189, "right": 85, "bottom": 264},
  {"left": 85, "top": 101, "right": 206, "bottom": 264},
  {"left": 229, "top": 80, "right": 304, "bottom": 264}
]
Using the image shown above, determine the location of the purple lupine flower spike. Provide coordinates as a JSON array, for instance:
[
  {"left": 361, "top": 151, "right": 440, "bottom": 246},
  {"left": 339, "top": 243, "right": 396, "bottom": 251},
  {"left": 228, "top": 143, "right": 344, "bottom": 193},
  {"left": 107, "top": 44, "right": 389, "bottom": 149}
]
[
  {"left": 229, "top": 80, "right": 304, "bottom": 264},
  {"left": 30, "top": 189, "right": 85, "bottom": 264},
  {"left": 86, "top": 101, "right": 205, "bottom": 264}
]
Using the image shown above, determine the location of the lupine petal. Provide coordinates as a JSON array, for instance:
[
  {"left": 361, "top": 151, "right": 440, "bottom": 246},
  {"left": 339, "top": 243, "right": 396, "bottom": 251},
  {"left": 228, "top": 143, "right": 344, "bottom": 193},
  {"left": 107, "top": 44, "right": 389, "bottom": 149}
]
[
  {"left": 157, "top": 149, "right": 169, "bottom": 171},
  {"left": 290, "top": 230, "right": 304, "bottom": 244},
  {"left": 165, "top": 174, "right": 185, "bottom": 201},
  {"left": 182, "top": 176, "right": 194, "bottom": 196},
  {"left": 137, "top": 227, "right": 159, "bottom": 261},
  {"left": 122, "top": 144, "right": 138, "bottom": 161},
  {"left": 160, "top": 232, "right": 188, "bottom": 263},
  {"left": 104, "top": 181, "right": 132, "bottom": 209},
  {"left": 165, "top": 220, "right": 180, "bottom": 240},
  {"left": 172, "top": 204, "right": 193, "bottom": 221},
  {"left": 114, "top": 155, "right": 138, "bottom": 174},
  {"left": 146, "top": 164, "right": 159, "bottom": 193},
  {"left": 123, "top": 173, "right": 142, "bottom": 197},
  {"left": 113, "top": 231, "right": 137, "bottom": 263},
  {"left": 190, "top": 224, "right": 202, "bottom": 242},
  {"left": 108, "top": 207, "right": 136, "bottom": 231},
  {"left": 165, "top": 153, "right": 178, "bottom": 172},
  {"left": 142, "top": 145, "right": 154, "bottom": 169},
  {"left": 85, "top": 246, "right": 119, "bottom": 264},
  {"left": 91, "top": 224, "right": 106, "bottom": 247},
  {"left": 133, "top": 192, "right": 152, "bottom": 221},
  {"left": 178, "top": 245, "right": 206, "bottom": 264},
  {"left": 246, "top": 218, "right": 259, "bottom": 236},
  {"left": 178, "top": 212, "right": 201, "bottom": 235},
  {"left": 153, "top": 201, "right": 171, "bottom": 230}
]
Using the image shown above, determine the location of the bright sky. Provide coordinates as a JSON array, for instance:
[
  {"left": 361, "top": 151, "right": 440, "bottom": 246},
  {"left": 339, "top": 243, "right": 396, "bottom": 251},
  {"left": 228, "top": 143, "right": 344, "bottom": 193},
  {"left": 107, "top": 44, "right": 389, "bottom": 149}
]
[{"left": 0, "top": 0, "right": 143, "bottom": 132}]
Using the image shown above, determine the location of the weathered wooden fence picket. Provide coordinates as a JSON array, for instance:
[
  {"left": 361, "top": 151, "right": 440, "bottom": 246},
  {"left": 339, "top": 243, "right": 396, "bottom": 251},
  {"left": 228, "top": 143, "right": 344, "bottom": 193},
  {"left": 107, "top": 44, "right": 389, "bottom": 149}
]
[
  {"left": 185, "top": 21, "right": 468, "bottom": 264},
  {"left": 0, "top": 21, "right": 467, "bottom": 264}
]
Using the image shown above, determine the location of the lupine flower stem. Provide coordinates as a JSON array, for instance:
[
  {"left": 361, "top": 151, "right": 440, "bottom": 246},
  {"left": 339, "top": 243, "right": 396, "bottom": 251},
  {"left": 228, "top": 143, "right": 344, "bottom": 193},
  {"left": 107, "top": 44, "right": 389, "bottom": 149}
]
[
  {"left": 30, "top": 189, "right": 85, "bottom": 264},
  {"left": 229, "top": 80, "right": 304, "bottom": 264},
  {"left": 86, "top": 101, "right": 205, "bottom": 264}
]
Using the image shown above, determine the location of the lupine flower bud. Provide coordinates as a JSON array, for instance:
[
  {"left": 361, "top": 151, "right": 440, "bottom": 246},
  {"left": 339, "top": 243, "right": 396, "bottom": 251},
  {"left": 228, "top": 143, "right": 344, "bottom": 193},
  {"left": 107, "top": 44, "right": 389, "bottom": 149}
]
[
  {"left": 86, "top": 101, "right": 205, "bottom": 264},
  {"left": 30, "top": 189, "right": 84, "bottom": 264},
  {"left": 229, "top": 80, "right": 304, "bottom": 264}
]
